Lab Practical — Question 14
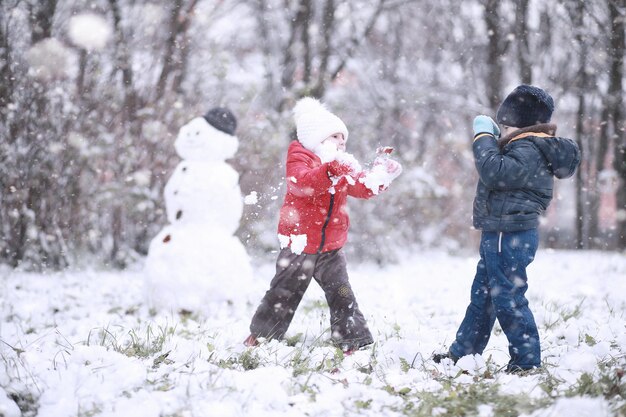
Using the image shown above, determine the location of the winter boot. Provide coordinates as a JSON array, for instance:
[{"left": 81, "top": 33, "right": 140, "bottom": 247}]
[
  {"left": 505, "top": 364, "right": 540, "bottom": 375},
  {"left": 337, "top": 337, "right": 374, "bottom": 355},
  {"left": 243, "top": 334, "right": 259, "bottom": 347},
  {"left": 432, "top": 352, "right": 459, "bottom": 364}
]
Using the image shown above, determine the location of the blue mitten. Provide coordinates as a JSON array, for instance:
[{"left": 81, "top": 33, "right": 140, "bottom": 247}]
[
  {"left": 473, "top": 115, "right": 500, "bottom": 138},
  {"left": 492, "top": 118, "right": 501, "bottom": 137}
]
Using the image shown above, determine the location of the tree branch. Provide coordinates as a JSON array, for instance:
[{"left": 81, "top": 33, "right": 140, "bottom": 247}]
[
  {"left": 108, "top": 0, "right": 138, "bottom": 122},
  {"left": 330, "top": 0, "right": 387, "bottom": 81},
  {"left": 311, "top": 0, "right": 336, "bottom": 97}
]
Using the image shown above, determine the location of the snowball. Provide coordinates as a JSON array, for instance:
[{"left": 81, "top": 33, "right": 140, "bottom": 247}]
[
  {"left": 334, "top": 151, "right": 362, "bottom": 172},
  {"left": 557, "top": 351, "right": 599, "bottom": 373},
  {"left": 456, "top": 354, "right": 486, "bottom": 375},
  {"left": 26, "top": 38, "right": 75, "bottom": 81},
  {"left": 359, "top": 161, "right": 399, "bottom": 194},
  {"left": 244, "top": 191, "right": 258, "bottom": 205},
  {"left": 325, "top": 150, "right": 363, "bottom": 187},
  {"left": 48, "top": 142, "right": 64, "bottom": 154},
  {"left": 68, "top": 13, "right": 111, "bottom": 51},
  {"left": 67, "top": 132, "right": 87, "bottom": 150},
  {"left": 131, "top": 170, "right": 151, "bottom": 187},
  {"left": 289, "top": 234, "right": 307, "bottom": 254},
  {"left": 278, "top": 234, "right": 290, "bottom": 249}
]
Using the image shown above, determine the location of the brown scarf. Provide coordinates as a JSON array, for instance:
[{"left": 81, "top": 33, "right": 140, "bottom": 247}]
[{"left": 498, "top": 123, "right": 557, "bottom": 149}]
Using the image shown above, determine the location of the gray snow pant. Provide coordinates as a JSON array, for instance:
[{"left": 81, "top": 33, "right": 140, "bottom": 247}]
[{"left": 249, "top": 248, "right": 373, "bottom": 350}]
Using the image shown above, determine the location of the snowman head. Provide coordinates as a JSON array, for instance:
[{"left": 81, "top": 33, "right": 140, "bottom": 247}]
[{"left": 175, "top": 108, "right": 239, "bottom": 161}]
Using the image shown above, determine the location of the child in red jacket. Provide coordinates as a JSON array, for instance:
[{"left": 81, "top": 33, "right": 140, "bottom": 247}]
[{"left": 244, "top": 97, "right": 402, "bottom": 352}]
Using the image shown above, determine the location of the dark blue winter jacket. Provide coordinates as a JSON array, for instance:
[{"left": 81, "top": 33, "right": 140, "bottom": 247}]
[{"left": 472, "top": 124, "right": 581, "bottom": 232}]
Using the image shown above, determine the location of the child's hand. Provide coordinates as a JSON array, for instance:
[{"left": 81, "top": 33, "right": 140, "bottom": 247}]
[
  {"left": 327, "top": 160, "right": 355, "bottom": 177},
  {"left": 361, "top": 157, "right": 403, "bottom": 194},
  {"left": 373, "top": 157, "right": 402, "bottom": 178},
  {"left": 473, "top": 115, "right": 500, "bottom": 138},
  {"left": 384, "top": 159, "right": 402, "bottom": 177}
]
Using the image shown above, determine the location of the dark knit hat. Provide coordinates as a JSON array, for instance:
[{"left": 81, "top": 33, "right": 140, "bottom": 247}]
[
  {"left": 203, "top": 107, "right": 237, "bottom": 135},
  {"left": 496, "top": 85, "right": 554, "bottom": 128}
]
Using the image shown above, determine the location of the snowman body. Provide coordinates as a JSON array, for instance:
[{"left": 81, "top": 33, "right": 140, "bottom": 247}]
[
  {"left": 164, "top": 162, "right": 242, "bottom": 233},
  {"left": 144, "top": 117, "right": 252, "bottom": 312}
]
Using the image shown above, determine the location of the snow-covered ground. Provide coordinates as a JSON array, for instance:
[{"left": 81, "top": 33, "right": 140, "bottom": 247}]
[{"left": 1, "top": 249, "right": 625, "bottom": 417}]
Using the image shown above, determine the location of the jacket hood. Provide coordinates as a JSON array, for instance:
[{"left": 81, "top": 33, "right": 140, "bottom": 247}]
[
  {"left": 529, "top": 135, "right": 581, "bottom": 179},
  {"left": 500, "top": 123, "right": 580, "bottom": 179}
]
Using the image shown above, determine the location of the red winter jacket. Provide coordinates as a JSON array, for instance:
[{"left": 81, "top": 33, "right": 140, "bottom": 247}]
[{"left": 277, "top": 141, "right": 375, "bottom": 254}]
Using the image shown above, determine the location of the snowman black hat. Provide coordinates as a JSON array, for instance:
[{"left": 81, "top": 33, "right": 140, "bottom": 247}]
[{"left": 203, "top": 107, "right": 237, "bottom": 136}]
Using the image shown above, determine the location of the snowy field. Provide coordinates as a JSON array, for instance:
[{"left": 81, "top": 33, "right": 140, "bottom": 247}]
[{"left": 1, "top": 249, "right": 625, "bottom": 417}]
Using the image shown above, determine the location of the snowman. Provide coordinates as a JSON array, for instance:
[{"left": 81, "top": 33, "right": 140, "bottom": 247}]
[{"left": 144, "top": 108, "right": 253, "bottom": 313}]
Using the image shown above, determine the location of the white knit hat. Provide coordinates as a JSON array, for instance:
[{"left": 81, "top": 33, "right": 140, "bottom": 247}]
[{"left": 293, "top": 97, "right": 348, "bottom": 152}]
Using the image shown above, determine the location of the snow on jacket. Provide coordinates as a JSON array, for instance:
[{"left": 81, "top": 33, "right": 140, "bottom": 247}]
[
  {"left": 472, "top": 123, "right": 581, "bottom": 232},
  {"left": 278, "top": 140, "right": 375, "bottom": 254}
]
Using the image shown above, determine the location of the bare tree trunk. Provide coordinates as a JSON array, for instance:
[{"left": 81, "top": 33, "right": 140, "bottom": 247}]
[
  {"left": 589, "top": 103, "right": 610, "bottom": 248},
  {"left": 390, "top": 15, "right": 405, "bottom": 152},
  {"left": 28, "top": 0, "right": 57, "bottom": 43},
  {"left": 108, "top": 0, "right": 138, "bottom": 126},
  {"left": 311, "top": 0, "right": 335, "bottom": 98},
  {"left": 107, "top": 0, "right": 138, "bottom": 263},
  {"left": 254, "top": 0, "right": 281, "bottom": 108},
  {"left": 300, "top": 0, "right": 312, "bottom": 85},
  {"left": 0, "top": 11, "right": 11, "bottom": 117},
  {"left": 280, "top": 0, "right": 310, "bottom": 93},
  {"left": 1, "top": 2, "right": 20, "bottom": 266},
  {"left": 160, "top": 0, "right": 199, "bottom": 96},
  {"left": 514, "top": 0, "right": 532, "bottom": 84},
  {"left": 111, "top": 205, "right": 123, "bottom": 266},
  {"left": 574, "top": 108, "right": 587, "bottom": 250},
  {"left": 275, "top": 0, "right": 389, "bottom": 109},
  {"left": 3, "top": 0, "right": 64, "bottom": 268},
  {"left": 609, "top": 0, "right": 626, "bottom": 249},
  {"left": 172, "top": 30, "right": 191, "bottom": 95},
  {"left": 483, "top": 0, "right": 509, "bottom": 110},
  {"left": 571, "top": 0, "right": 587, "bottom": 249},
  {"left": 329, "top": 0, "right": 387, "bottom": 81},
  {"left": 575, "top": 17, "right": 587, "bottom": 249},
  {"left": 156, "top": 0, "right": 184, "bottom": 98},
  {"left": 76, "top": 49, "right": 88, "bottom": 97}
]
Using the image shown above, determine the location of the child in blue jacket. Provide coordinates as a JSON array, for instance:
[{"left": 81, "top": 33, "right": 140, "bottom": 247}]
[{"left": 435, "top": 85, "right": 581, "bottom": 372}]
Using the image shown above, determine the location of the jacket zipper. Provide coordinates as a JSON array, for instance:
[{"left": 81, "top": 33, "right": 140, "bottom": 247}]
[
  {"left": 498, "top": 232, "right": 503, "bottom": 253},
  {"left": 317, "top": 194, "right": 335, "bottom": 253}
]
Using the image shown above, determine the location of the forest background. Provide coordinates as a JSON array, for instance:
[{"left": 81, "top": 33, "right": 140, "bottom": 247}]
[{"left": 1, "top": 0, "right": 624, "bottom": 271}]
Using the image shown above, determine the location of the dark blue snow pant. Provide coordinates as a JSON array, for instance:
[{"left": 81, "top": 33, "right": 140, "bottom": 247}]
[{"left": 450, "top": 229, "right": 541, "bottom": 371}]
